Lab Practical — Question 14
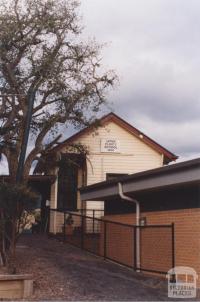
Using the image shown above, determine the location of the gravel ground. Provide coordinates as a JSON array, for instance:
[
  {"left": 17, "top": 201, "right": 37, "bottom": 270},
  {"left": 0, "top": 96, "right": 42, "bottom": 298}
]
[{"left": 14, "top": 234, "right": 198, "bottom": 301}]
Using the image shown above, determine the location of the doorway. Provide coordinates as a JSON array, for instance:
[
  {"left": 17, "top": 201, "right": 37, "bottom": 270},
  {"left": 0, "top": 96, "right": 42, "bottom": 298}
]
[
  {"left": 28, "top": 177, "right": 52, "bottom": 233},
  {"left": 57, "top": 160, "right": 78, "bottom": 210}
]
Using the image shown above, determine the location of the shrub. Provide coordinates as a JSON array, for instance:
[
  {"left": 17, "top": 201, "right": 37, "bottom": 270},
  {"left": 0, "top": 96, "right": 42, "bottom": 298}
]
[{"left": 0, "top": 183, "right": 38, "bottom": 266}]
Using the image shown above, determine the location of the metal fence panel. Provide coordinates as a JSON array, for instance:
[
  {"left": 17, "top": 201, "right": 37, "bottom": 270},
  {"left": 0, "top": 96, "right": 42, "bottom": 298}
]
[
  {"left": 105, "top": 221, "right": 135, "bottom": 268},
  {"left": 82, "top": 216, "right": 101, "bottom": 255},
  {"left": 138, "top": 225, "right": 174, "bottom": 274},
  {"left": 49, "top": 210, "right": 175, "bottom": 275},
  {"left": 63, "top": 212, "right": 82, "bottom": 248}
]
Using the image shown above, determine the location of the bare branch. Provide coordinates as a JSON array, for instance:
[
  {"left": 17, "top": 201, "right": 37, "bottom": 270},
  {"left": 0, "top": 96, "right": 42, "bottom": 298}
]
[{"left": 0, "top": 0, "right": 117, "bottom": 180}]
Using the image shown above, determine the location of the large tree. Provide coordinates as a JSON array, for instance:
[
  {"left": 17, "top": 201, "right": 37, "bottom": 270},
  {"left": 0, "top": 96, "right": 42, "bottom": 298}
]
[{"left": 0, "top": 0, "right": 116, "bottom": 182}]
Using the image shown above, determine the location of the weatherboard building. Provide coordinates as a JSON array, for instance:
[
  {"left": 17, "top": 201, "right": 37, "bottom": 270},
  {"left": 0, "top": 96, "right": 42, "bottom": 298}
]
[{"left": 35, "top": 112, "right": 177, "bottom": 232}]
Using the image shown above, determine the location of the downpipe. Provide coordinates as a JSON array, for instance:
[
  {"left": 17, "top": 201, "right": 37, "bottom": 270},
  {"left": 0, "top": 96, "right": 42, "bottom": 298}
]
[{"left": 118, "top": 182, "right": 140, "bottom": 272}]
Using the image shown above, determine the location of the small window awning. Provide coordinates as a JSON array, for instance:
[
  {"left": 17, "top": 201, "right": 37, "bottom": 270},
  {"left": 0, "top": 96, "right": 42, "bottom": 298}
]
[{"left": 79, "top": 158, "right": 200, "bottom": 201}]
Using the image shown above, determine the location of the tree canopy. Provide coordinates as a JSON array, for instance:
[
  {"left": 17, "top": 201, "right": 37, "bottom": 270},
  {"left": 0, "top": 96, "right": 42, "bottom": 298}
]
[{"left": 0, "top": 0, "right": 116, "bottom": 181}]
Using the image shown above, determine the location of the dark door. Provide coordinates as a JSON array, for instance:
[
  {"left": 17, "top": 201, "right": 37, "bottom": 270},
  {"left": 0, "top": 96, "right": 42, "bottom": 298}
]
[
  {"left": 28, "top": 179, "right": 51, "bottom": 233},
  {"left": 57, "top": 162, "right": 78, "bottom": 210}
]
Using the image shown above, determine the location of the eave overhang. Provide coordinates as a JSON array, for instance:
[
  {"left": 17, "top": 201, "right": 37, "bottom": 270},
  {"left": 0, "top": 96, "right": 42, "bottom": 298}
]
[{"left": 79, "top": 158, "right": 200, "bottom": 201}]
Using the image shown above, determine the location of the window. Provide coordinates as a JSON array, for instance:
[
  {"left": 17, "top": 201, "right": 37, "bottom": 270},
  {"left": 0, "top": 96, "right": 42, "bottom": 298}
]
[{"left": 106, "top": 173, "right": 128, "bottom": 181}]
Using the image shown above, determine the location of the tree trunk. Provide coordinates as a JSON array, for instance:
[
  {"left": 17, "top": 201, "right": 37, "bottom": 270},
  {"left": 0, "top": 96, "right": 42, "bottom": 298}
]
[
  {"left": 7, "top": 152, "right": 19, "bottom": 184},
  {"left": 22, "top": 161, "right": 32, "bottom": 185},
  {"left": 0, "top": 211, "right": 7, "bottom": 267},
  {"left": 10, "top": 219, "right": 17, "bottom": 260}
]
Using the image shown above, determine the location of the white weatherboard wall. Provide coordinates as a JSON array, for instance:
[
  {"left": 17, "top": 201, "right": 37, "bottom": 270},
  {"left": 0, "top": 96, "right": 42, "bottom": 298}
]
[{"left": 61, "top": 121, "right": 163, "bottom": 212}]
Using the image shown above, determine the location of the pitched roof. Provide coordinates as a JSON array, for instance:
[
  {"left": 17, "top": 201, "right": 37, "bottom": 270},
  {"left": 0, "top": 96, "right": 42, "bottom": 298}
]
[{"left": 49, "top": 112, "right": 178, "bottom": 164}]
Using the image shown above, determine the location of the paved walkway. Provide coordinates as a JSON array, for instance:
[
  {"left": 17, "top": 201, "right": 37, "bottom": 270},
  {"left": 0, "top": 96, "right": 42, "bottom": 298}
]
[{"left": 15, "top": 235, "right": 195, "bottom": 301}]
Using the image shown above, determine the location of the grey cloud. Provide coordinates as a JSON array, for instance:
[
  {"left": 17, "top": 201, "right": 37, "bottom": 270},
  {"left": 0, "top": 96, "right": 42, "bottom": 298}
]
[
  {"left": 1, "top": 0, "right": 200, "bottom": 176},
  {"left": 120, "top": 114, "right": 200, "bottom": 157},
  {"left": 81, "top": 0, "right": 200, "bottom": 159},
  {"left": 82, "top": 0, "right": 200, "bottom": 122},
  {"left": 109, "top": 61, "right": 200, "bottom": 122}
]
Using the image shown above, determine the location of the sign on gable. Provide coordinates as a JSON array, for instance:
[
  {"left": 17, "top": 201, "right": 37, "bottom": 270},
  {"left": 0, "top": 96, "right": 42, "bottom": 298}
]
[{"left": 101, "top": 139, "right": 120, "bottom": 153}]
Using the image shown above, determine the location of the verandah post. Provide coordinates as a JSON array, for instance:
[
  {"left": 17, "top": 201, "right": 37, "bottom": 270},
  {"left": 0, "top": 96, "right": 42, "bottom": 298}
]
[
  {"left": 93, "top": 210, "right": 95, "bottom": 234},
  {"left": 104, "top": 221, "right": 107, "bottom": 259},
  {"left": 134, "top": 226, "right": 137, "bottom": 270},
  {"left": 171, "top": 223, "right": 175, "bottom": 269},
  {"left": 81, "top": 214, "right": 84, "bottom": 249},
  {"left": 63, "top": 212, "right": 66, "bottom": 242}
]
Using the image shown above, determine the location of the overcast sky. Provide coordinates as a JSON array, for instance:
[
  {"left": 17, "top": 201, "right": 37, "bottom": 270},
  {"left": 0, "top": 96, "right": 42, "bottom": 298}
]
[
  {"left": 80, "top": 0, "right": 200, "bottom": 161},
  {"left": 1, "top": 0, "right": 200, "bottom": 174}
]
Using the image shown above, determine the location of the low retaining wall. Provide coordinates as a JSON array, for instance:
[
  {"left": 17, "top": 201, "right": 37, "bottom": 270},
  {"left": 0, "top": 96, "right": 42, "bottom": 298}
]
[{"left": 0, "top": 274, "right": 33, "bottom": 299}]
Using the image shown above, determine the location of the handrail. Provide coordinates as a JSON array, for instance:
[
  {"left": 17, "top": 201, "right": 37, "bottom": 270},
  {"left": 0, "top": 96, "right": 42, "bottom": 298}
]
[{"left": 50, "top": 208, "right": 173, "bottom": 229}]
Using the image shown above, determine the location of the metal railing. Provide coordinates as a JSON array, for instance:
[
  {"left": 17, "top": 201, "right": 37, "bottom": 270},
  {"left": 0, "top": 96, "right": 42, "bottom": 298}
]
[
  {"left": 49, "top": 209, "right": 175, "bottom": 275},
  {"left": 55, "top": 208, "right": 104, "bottom": 218}
]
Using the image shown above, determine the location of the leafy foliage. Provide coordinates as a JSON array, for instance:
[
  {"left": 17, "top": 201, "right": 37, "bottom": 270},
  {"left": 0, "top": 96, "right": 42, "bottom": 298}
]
[{"left": 0, "top": 182, "right": 38, "bottom": 214}]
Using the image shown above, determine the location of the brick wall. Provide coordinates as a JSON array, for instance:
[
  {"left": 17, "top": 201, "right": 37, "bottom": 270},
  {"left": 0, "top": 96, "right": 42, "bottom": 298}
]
[
  {"left": 139, "top": 226, "right": 172, "bottom": 273},
  {"left": 100, "top": 222, "right": 134, "bottom": 267},
  {"left": 101, "top": 208, "right": 200, "bottom": 286}
]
